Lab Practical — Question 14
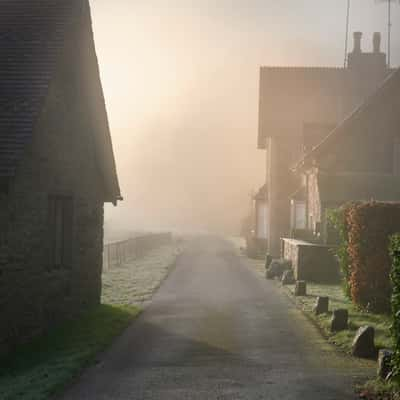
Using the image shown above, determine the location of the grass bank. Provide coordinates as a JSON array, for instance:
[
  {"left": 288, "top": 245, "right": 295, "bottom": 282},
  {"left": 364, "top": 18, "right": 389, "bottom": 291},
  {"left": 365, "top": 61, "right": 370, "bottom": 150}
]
[
  {"left": 283, "top": 283, "right": 392, "bottom": 353},
  {"left": 0, "top": 243, "right": 179, "bottom": 400},
  {"left": 0, "top": 304, "right": 140, "bottom": 400}
]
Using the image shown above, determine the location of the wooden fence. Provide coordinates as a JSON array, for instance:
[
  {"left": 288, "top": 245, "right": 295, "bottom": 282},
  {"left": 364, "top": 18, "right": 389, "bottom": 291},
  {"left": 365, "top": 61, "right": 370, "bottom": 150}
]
[{"left": 103, "top": 233, "right": 172, "bottom": 270}]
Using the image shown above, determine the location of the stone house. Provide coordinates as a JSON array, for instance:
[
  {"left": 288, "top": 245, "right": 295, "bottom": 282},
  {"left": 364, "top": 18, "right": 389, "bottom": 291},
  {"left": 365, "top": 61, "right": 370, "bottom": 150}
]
[
  {"left": 0, "top": 0, "right": 121, "bottom": 354},
  {"left": 257, "top": 32, "right": 392, "bottom": 256},
  {"left": 293, "top": 67, "right": 400, "bottom": 244}
]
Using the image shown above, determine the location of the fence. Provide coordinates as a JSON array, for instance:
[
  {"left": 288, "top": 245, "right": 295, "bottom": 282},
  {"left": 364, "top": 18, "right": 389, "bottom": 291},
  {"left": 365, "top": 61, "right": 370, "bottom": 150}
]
[{"left": 103, "top": 232, "right": 172, "bottom": 270}]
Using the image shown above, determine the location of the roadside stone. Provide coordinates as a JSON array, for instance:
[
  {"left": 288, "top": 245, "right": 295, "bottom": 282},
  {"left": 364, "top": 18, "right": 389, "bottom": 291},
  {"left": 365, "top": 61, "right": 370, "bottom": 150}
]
[
  {"left": 265, "top": 268, "right": 274, "bottom": 279},
  {"left": 352, "top": 326, "right": 376, "bottom": 359},
  {"left": 266, "top": 259, "right": 291, "bottom": 279},
  {"left": 295, "top": 280, "right": 307, "bottom": 296},
  {"left": 313, "top": 296, "right": 329, "bottom": 315},
  {"left": 281, "top": 269, "right": 295, "bottom": 285},
  {"left": 377, "top": 349, "right": 393, "bottom": 379},
  {"left": 330, "top": 309, "right": 348, "bottom": 332}
]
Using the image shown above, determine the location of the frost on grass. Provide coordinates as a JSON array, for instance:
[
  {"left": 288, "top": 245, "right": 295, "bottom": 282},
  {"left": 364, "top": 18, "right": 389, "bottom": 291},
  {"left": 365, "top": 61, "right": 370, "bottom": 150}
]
[{"left": 101, "top": 244, "right": 178, "bottom": 306}]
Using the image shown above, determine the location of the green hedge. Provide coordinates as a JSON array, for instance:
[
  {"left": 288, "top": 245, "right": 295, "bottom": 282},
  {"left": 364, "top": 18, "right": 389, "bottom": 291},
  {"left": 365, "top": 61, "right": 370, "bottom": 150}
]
[
  {"left": 327, "top": 206, "right": 351, "bottom": 297},
  {"left": 390, "top": 234, "right": 400, "bottom": 383}
]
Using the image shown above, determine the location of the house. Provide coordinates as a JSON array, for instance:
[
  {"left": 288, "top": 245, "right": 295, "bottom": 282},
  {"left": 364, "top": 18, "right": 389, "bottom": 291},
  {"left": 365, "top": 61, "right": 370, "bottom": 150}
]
[
  {"left": 0, "top": 0, "right": 121, "bottom": 354},
  {"left": 257, "top": 32, "right": 392, "bottom": 256},
  {"left": 293, "top": 67, "right": 400, "bottom": 244},
  {"left": 246, "top": 184, "right": 268, "bottom": 256}
]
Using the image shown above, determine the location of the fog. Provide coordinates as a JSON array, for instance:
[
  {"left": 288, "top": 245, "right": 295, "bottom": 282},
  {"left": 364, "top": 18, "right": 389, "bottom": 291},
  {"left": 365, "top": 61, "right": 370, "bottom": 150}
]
[{"left": 89, "top": 0, "right": 400, "bottom": 238}]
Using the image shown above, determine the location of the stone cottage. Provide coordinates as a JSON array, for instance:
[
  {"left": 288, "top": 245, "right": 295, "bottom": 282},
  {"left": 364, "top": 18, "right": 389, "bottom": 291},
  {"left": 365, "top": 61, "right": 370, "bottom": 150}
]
[
  {"left": 0, "top": 0, "right": 121, "bottom": 354},
  {"left": 257, "top": 32, "right": 393, "bottom": 256},
  {"left": 293, "top": 67, "right": 400, "bottom": 244}
]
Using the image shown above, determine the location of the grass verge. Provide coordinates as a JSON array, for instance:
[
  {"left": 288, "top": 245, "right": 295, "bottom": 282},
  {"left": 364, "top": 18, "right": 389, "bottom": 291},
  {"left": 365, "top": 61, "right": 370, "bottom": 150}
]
[
  {"left": 358, "top": 378, "right": 400, "bottom": 400},
  {"left": 280, "top": 282, "right": 397, "bottom": 398},
  {"left": 0, "top": 304, "right": 140, "bottom": 400},
  {"left": 282, "top": 283, "right": 392, "bottom": 353}
]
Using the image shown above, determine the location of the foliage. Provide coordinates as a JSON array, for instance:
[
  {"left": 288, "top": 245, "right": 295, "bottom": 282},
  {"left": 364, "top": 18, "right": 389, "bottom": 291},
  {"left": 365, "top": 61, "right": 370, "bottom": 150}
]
[
  {"left": 0, "top": 304, "right": 140, "bottom": 400},
  {"left": 346, "top": 203, "right": 400, "bottom": 313},
  {"left": 390, "top": 234, "right": 400, "bottom": 384},
  {"left": 327, "top": 207, "right": 351, "bottom": 297}
]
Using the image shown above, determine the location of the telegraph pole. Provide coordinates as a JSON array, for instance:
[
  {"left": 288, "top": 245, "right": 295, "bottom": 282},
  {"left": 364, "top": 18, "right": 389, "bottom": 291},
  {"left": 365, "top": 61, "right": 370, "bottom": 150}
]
[
  {"left": 388, "top": 0, "right": 392, "bottom": 67},
  {"left": 344, "top": 0, "right": 351, "bottom": 68}
]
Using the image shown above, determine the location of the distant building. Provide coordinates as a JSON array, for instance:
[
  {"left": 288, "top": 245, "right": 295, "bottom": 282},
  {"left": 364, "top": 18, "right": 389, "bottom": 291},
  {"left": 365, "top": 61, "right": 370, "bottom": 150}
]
[
  {"left": 247, "top": 184, "right": 268, "bottom": 255},
  {"left": 257, "top": 32, "right": 393, "bottom": 256},
  {"left": 293, "top": 67, "right": 400, "bottom": 244},
  {"left": 0, "top": 0, "right": 121, "bottom": 354}
]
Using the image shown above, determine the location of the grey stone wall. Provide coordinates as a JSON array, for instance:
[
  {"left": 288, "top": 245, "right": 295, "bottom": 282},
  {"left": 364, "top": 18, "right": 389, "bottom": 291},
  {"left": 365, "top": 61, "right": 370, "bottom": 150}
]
[
  {"left": 282, "top": 238, "right": 339, "bottom": 283},
  {"left": 0, "top": 14, "right": 106, "bottom": 356}
]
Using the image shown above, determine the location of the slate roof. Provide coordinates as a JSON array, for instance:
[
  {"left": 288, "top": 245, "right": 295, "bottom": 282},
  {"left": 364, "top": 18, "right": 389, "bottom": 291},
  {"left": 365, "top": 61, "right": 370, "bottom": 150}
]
[
  {"left": 253, "top": 184, "right": 268, "bottom": 201},
  {"left": 289, "top": 186, "right": 306, "bottom": 201},
  {"left": 0, "top": 0, "right": 121, "bottom": 202},
  {"left": 0, "top": 0, "right": 78, "bottom": 177},
  {"left": 318, "top": 174, "right": 400, "bottom": 204},
  {"left": 294, "top": 67, "right": 400, "bottom": 172}
]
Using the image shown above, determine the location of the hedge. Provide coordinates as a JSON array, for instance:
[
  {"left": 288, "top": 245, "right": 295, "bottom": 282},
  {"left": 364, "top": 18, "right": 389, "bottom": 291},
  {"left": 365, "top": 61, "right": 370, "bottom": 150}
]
[
  {"left": 390, "top": 234, "right": 400, "bottom": 383},
  {"left": 328, "top": 206, "right": 352, "bottom": 297},
  {"left": 346, "top": 202, "right": 400, "bottom": 313}
]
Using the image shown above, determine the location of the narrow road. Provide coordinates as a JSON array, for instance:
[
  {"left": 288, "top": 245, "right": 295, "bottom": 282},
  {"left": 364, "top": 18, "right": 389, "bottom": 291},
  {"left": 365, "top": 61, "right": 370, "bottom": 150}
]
[{"left": 61, "top": 236, "right": 371, "bottom": 400}]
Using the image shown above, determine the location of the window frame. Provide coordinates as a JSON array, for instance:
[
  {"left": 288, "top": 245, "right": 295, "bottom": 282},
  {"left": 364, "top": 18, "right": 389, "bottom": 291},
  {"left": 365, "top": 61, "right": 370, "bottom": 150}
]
[{"left": 48, "top": 195, "right": 74, "bottom": 269}]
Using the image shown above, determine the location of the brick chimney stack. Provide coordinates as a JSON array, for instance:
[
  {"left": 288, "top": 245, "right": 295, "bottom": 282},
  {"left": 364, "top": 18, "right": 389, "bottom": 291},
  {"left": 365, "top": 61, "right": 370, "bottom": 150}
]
[
  {"left": 346, "top": 31, "right": 388, "bottom": 108},
  {"left": 373, "top": 32, "right": 381, "bottom": 53},
  {"left": 353, "top": 31, "right": 362, "bottom": 53}
]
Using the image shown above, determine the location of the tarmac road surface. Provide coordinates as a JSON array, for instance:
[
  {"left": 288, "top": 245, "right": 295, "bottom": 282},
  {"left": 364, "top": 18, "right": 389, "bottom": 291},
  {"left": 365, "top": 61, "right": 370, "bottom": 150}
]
[{"left": 60, "top": 236, "right": 372, "bottom": 400}]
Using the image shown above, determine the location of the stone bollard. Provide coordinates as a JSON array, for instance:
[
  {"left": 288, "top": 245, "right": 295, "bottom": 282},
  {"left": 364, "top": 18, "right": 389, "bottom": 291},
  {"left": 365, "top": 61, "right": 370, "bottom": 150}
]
[
  {"left": 313, "top": 296, "right": 329, "bottom": 315},
  {"left": 295, "top": 280, "right": 307, "bottom": 296},
  {"left": 281, "top": 270, "right": 295, "bottom": 285},
  {"left": 330, "top": 309, "right": 348, "bottom": 332},
  {"left": 266, "top": 259, "right": 291, "bottom": 280},
  {"left": 352, "top": 326, "right": 377, "bottom": 359},
  {"left": 377, "top": 349, "right": 393, "bottom": 380},
  {"left": 265, "top": 268, "right": 274, "bottom": 280}
]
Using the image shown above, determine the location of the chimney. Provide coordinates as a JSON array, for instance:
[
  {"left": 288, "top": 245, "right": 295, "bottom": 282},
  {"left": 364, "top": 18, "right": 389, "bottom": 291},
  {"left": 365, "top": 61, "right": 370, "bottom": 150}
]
[
  {"left": 353, "top": 31, "right": 362, "bottom": 53},
  {"left": 373, "top": 32, "right": 381, "bottom": 53}
]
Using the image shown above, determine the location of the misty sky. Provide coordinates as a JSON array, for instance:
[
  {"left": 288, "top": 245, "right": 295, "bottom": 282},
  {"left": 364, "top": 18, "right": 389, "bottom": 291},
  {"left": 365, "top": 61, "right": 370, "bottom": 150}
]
[{"left": 89, "top": 0, "right": 400, "bottom": 236}]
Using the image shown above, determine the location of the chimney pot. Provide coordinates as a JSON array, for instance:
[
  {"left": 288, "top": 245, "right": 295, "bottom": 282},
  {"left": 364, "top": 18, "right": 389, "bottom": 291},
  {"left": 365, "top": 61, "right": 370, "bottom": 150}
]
[
  {"left": 373, "top": 32, "right": 381, "bottom": 53},
  {"left": 353, "top": 31, "right": 362, "bottom": 53}
]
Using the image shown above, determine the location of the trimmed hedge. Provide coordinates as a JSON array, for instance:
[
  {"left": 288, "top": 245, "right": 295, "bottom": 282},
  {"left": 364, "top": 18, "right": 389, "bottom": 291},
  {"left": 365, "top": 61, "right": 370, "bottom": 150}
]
[
  {"left": 328, "top": 206, "right": 352, "bottom": 297},
  {"left": 390, "top": 234, "right": 400, "bottom": 383},
  {"left": 346, "top": 202, "right": 400, "bottom": 313}
]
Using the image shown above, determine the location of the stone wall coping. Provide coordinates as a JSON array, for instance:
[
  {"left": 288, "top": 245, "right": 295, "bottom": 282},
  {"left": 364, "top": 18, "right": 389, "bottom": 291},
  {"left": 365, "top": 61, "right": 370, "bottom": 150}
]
[{"left": 281, "top": 238, "right": 333, "bottom": 248}]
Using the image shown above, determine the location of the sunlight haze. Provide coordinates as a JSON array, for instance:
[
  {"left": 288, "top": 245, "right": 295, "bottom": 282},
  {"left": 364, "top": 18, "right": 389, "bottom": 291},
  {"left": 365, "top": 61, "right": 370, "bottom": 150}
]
[{"left": 89, "top": 0, "right": 400, "bottom": 235}]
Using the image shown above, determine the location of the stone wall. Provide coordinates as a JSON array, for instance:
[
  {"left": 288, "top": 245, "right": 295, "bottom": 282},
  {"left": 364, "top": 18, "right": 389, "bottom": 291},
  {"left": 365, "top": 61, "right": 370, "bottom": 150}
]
[
  {"left": 0, "top": 12, "right": 106, "bottom": 356},
  {"left": 282, "top": 238, "right": 340, "bottom": 283}
]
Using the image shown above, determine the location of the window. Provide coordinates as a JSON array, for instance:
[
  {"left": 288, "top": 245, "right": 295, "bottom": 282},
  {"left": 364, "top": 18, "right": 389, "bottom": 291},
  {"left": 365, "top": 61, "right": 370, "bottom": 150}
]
[
  {"left": 49, "top": 196, "right": 73, "bottom": 268},
  {"left": 309, "top": 214, "right": 314, "bottom": 232},
  {"left": 295, "top": 202, "right": 306, "bottom": 230}
]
